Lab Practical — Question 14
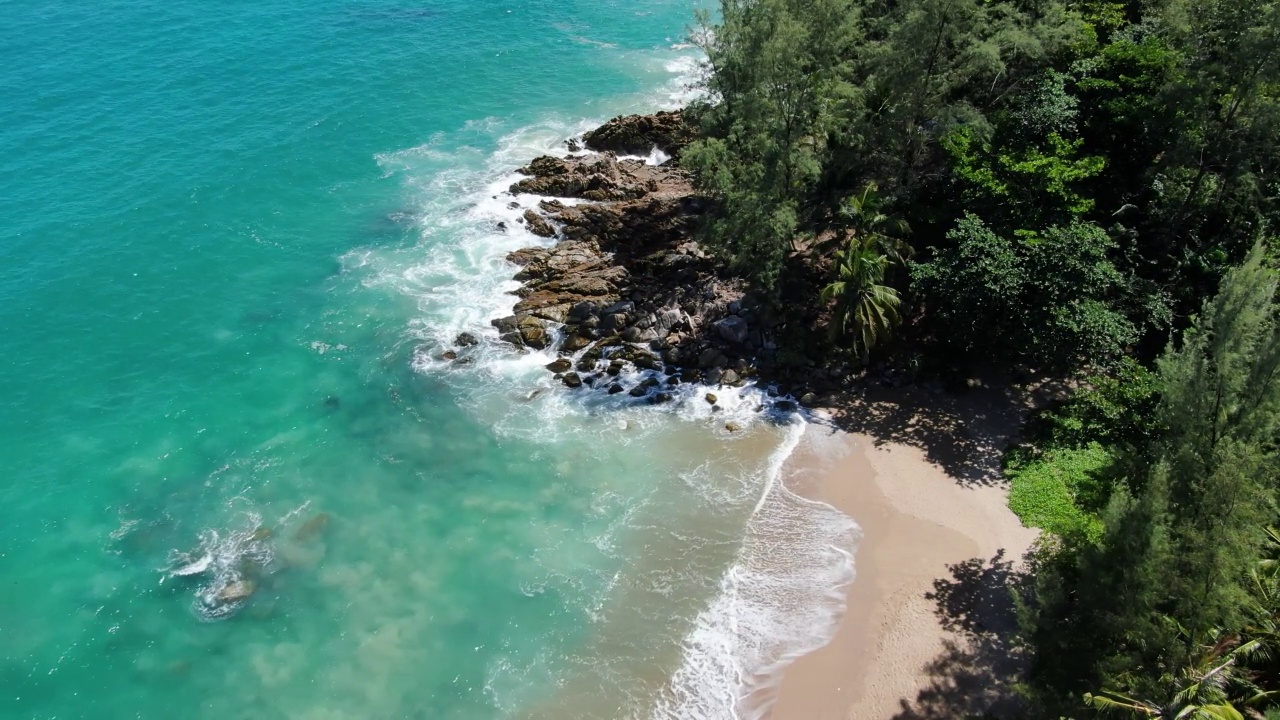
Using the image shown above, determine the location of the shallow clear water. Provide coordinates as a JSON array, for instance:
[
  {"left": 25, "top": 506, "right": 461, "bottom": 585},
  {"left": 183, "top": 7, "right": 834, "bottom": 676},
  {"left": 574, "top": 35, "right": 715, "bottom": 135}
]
[{"left": 0, "top": 2, "right": 858, "bottom": 718}]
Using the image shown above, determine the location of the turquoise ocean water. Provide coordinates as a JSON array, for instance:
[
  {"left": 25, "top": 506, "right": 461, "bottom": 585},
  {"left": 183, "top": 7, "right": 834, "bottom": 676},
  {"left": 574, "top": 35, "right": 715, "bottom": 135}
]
[{"left": 0, "top": 2, "right": 858, "bottom": 718}]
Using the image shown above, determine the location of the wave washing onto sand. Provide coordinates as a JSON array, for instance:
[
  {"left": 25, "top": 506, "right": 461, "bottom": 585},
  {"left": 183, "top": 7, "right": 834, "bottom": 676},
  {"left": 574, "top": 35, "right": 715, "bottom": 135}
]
[
  {"left": 654, "top": 422, "right": 860, "bottom": 720},
  {"left": 347, "top": 48, "right": 861, "bottom": 719}
]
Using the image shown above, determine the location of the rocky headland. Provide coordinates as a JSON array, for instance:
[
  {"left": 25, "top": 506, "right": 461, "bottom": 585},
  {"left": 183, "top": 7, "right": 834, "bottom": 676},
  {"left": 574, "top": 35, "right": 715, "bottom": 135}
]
[{"left": 433, "top": 110, "right": 862, "bottom": 406}]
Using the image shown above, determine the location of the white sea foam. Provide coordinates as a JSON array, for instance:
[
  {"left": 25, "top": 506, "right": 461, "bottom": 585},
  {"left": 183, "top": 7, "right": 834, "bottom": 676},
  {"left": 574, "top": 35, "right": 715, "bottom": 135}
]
[
  {"left": 651, "top": 422, "right": 860, "bottom": 720},
  {"left": 162, "top": 511, "right": 276, "bottom": 620}
]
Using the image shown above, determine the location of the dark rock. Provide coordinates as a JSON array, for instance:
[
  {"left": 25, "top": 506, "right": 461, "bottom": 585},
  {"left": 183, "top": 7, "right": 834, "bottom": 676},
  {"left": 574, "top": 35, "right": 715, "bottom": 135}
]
[
  {"left": 721, "top": 369, "right": 741, "bottom": 386},
  {"left": 453, "top": 356, "right": 474, "bottom": 365},
  {"left": 639, "top": 377, "right": 660, "bottom": 389},
  {"left": 601, "top": 313, "right": 628, "bottom": 333},
  {"left": 608, "top": 383, "right": 625, "bottom": 394},
  {"left": 652, "top": 392, "right": 673, "bottom": 404},
  {"left": 497, "top": 221, "right": 508, "bottom": 232},
  {"left": 799, "top": 392, "right": 818, "bottom": 406},
  {"left": 546, "top": 358, "right": 573, "bottom": 373},
  {"left": 774, "top": 399, "right": 798, "bottom": 413},
  {"left": 576, "top": 357, "right": 597, "bottom": 372},
  {"left": 492, "top": 315, "right": 523, "bottom": 345},
  {"left": 440, "top": 350, "right": 458, "bottom": 360},
  {"left": 582, "top": 111, "right": 695, "bottom": 157},
  {"left": 562, "top": 333, "right": 593, "bottom": 352},
  {"left": 295, "top": 513, "right": 331, "bottom": 541},
  {"left": 698, "top": 348, "right": 723, "bottom": 369},
  {"left": 508, "top": 201, "right": 521, "bottom": 209},
  {"left": 705, "top": 367, "right": 723, "bottom": 385},
  {"left": 714, "top": 315, "right": 750, "bottom": 345},
  {"left": 455, "top": 332, "right": 479, "bottom": 347},
  {"left": 606, "top": 360, "right": 625, "bottom": 376},
  {"left": 561, "top": 372, "right": 583, "bottom": 388},
  {"left": 523, "top": 209, "right": 556, "bottom": 238},
  {"left": 566, "top": 138, "right": 582, "bottom": 152},
  {"left": 622, "top": 326, "right": 657, "bottom": 343},
  {"left": 628, "top": 386, "right": 648, "bottom": 397},
  {"left": 567, "top": 301, "right": 598, "bottom": 323},
  {"left": 603, "top": 300, "right": 635, "bottom": 315},
  {"left": 666, "top": 376, "right": 680, "bottom": 386}
]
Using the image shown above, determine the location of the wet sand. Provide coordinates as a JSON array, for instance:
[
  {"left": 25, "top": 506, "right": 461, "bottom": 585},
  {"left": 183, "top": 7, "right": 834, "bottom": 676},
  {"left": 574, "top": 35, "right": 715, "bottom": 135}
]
[{"left": 770, "top": 384, "right": 1043, "bottom": 720}]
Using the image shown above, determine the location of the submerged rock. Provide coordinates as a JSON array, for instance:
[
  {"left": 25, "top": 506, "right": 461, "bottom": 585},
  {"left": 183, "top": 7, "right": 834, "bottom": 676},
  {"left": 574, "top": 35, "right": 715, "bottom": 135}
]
[
  {"left": 217, "top": 580, "right": 256, "bottom": 604},
  {"left": 295, "top": 513, "right": 331, "bottom": 542}
]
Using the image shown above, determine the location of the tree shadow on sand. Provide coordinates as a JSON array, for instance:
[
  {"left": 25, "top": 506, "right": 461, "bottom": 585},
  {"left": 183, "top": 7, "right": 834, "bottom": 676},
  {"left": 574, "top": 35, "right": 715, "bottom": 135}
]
[
  {"left": 889, "top": 550, "right": 1033, "bottom": 720},
  {"left": 820, "top": 380, "right": 1069, "bottom": 488}
]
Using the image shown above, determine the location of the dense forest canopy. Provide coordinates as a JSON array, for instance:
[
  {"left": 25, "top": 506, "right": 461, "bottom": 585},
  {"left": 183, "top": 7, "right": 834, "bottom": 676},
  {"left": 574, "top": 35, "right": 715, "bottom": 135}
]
[{"left": 687, "top": 0, "right": 1280, "bottom": 716}]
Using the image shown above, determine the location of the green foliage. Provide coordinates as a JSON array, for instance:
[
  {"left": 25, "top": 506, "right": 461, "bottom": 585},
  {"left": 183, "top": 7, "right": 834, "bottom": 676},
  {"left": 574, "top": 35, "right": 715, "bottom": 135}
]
[
  {"left": 1039, "top": 358, "right": 1162, "bottom": 450},
  {"left": 1006, "top": 443, "right": 1111, "bottom": 538},
  {"left": 1021, "top": 242, "right": 1280, "bottom": 716},
  {"left": 821, "top": 232, "right": 904, "bottom": 359},
  {"left": 685, "top": 0, "right": 857, "bottom": 295},
  {"left": 946, "top": 127, "right": 1106, "bottom": 223},
  {"left": 910, "top": 214, "right": 1140, "bottom": 371}
]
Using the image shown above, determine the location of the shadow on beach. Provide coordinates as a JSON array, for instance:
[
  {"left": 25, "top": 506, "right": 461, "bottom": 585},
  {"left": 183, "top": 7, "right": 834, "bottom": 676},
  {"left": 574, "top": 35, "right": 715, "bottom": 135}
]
[
  {"left": 887, "top": 550, "right": 1032, "bottom": 719},
  {"left": 818, "top": 378, "right": 1068, "bottom": 488}
]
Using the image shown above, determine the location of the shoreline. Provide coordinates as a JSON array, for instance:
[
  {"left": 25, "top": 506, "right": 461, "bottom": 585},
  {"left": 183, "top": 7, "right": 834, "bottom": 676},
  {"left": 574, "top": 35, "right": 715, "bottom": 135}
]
[{"left": 769, "top": 385, "right": 1041, "bottom": 719}]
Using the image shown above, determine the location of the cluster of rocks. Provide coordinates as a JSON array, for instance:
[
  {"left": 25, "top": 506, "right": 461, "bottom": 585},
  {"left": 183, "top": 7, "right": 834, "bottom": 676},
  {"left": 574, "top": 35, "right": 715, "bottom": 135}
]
[{"left": 483, "top": 112, "right": 798, "bottom": 400}]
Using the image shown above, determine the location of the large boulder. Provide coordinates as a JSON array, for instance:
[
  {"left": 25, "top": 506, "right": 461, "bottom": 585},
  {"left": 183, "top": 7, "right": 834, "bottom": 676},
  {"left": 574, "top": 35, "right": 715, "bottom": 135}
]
[
  {"left": 715, "top": 315, "right": 750, "bottom": 345},
  {"left": 582, "top": 111, "right": 696, "bottom": 157},
  {"left": 518, "top": 316, "right": 549, "bottom": 349}
]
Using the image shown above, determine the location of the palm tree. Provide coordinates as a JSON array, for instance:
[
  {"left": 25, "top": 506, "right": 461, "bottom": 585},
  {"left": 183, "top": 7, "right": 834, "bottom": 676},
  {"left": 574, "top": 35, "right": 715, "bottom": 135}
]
[
  {"left": 821, "top": 232, "right": 903, "bottom": 361},
  {"left": 819, "top": 182, "right": 911, "bottom": 361},
  {"left": 817, "top": 181, "right": 911, "bottom": 259},
  {"left": 1083, "top": 636, "right": 1271, "bottom": 719}
]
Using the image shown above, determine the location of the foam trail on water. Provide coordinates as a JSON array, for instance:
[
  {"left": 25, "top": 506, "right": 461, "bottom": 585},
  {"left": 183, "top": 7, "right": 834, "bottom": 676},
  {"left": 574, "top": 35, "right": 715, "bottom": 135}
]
[{"left": 653, "top": 421, "right": 861, "bottom": 720}]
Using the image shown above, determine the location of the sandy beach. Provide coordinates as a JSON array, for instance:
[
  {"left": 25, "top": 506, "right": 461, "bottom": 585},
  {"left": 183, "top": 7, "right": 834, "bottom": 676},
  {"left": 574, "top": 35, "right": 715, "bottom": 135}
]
[{"left": 769, "top": 383, "right": 1044, "bottom": 720}]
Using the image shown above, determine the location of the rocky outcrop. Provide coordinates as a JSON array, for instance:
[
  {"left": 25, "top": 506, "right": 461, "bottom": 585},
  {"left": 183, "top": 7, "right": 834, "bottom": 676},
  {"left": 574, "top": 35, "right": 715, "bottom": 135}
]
[
  {"left": 484, "top": 112, "right": 847, "bottom": 403},
  {"left": 582, "top": 110, "right": 695, "bottom": 158}
]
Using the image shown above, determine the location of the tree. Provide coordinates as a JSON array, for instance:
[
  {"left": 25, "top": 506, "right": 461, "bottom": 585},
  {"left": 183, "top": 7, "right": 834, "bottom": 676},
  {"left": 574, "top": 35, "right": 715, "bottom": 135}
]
[
  {"left": 1084, "top": 637, "right": 1265, "bottom": 720},
  {"left": 821, "top": 231, "right": 904, "bottom": 360},
  {"left": 1155, "top": 240, "right": 1280, "bottom": 642},
  {"left": 909, "top": 214, "right": 1140, "bottom": 371},
  {"left": 685, "top": 0, "right": 858, "bottom": 295},
  {"left": 1021, "top": 241, "right": 1280, "bottom": 715}
]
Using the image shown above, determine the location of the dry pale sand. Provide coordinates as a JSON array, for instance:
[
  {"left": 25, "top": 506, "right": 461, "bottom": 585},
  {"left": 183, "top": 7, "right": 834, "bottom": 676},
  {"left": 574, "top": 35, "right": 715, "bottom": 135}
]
[{"left": 768, "top": 382, "right": 1049, "bottom": 720}]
